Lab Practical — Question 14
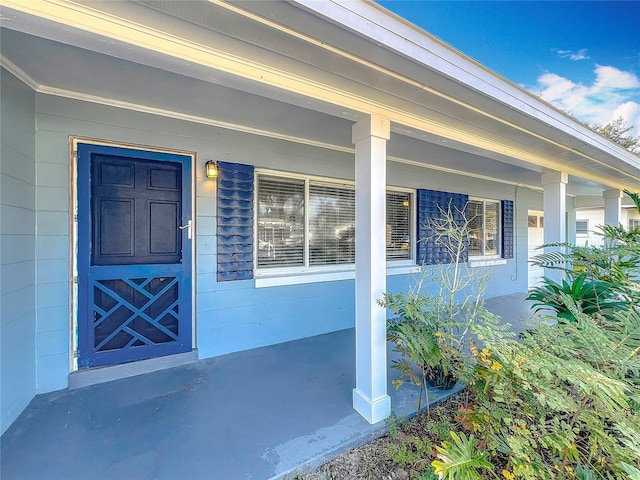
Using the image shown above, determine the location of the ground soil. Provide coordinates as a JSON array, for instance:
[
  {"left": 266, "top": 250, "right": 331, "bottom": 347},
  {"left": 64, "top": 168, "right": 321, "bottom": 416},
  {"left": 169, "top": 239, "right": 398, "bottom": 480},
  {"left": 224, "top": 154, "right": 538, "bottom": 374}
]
[{"left": 300, "top": 389, "right": 478, "bottom": 480}]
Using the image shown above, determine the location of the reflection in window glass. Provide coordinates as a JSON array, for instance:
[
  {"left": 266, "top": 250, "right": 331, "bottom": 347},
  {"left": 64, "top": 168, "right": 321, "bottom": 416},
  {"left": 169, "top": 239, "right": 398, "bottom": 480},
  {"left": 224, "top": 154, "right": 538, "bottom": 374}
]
[
  {"left": 257, "top": 176, "right": 305, "bottom": 268},
  {"left": 309, "top": 183, "right": 355, "bottom": 265},
  {"left": 256, "top": 172, "right": 413, "bottom": 270},
  {"left": 467, "top": 200, "right": 484, "bottom": 256},
  {"left": 528, "top": 215, "right": 537, "bottom": 228},
  {"left": 387, "top": 191, "right": 411, "bottom": 260},
  {"left": 485, "top": 201, "right": 498, "bottom": 255},
  {"left": 467, "top": 199, "right": 500, "bottom": 257}
]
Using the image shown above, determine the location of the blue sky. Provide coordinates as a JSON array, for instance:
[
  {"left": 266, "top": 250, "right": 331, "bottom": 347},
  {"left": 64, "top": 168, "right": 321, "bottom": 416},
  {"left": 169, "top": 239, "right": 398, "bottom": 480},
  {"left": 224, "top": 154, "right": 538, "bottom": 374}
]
[{"left": 378, "top": 1, "right": 640, "bottom": 136}]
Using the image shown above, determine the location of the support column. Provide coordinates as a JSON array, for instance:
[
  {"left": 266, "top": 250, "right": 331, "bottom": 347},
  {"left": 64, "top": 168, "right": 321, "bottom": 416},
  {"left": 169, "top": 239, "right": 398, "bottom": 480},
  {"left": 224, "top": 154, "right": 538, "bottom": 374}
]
[
  {"left": 542, "top": 171, "right": 568, "bottom": 283},
  {"left": 566, "top": 196, "right": 577, "bottom": 246},
  {"left": 603, "top": 188, "right": 622, "bottom": 227},
  {"left": 352, "top": 115, "right": 391, "bottom": 424}
]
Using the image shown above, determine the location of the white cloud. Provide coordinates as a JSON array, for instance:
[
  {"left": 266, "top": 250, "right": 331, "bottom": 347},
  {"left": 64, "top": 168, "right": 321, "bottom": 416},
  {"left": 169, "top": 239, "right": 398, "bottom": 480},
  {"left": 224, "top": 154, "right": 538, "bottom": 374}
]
[
  {"left": 530, "top": 65, "right": 640, "bottom": 136},
  {"left": 594, "top": 65, "right": 640, "bottom": 90},
  {"left": 554, "top": 48, "right": 590, "bottom": 61},
  {"left": 613, "top": 102, "right": 640, "bottom": 137}
]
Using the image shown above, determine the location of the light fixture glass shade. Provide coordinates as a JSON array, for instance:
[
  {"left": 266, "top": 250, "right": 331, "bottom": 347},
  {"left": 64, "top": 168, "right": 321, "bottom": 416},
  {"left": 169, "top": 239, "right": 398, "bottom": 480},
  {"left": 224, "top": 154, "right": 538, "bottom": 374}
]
[{"left": 205, "top": 160, "right": 219, "bottom": 179}]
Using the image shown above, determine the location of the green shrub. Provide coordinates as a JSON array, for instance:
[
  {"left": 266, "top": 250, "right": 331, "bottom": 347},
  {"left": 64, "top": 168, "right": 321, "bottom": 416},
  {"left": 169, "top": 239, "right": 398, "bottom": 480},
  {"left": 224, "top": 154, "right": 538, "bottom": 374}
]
[
  {"left": 388, "top": 193, "right": 640, "bottom": 479},
  {"left": 381, "top": 203, "right": 493, "bottom": 411},
  {"left": 431, "top": 431, "right": 493, "bottom": 480},
  {"left": 469, "top": 304, "right": 640, "bottom": 478}
]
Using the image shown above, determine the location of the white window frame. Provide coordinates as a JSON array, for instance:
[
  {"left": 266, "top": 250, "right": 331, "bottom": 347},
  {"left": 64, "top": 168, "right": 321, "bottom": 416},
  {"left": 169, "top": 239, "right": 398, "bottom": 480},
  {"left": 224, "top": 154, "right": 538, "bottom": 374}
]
[
  {"left": 629, "top": 218, "right": 640, "bottom": 231},
  {"left": 576, "top": 219, "right": 589, "bottom": 236},
  {"left": 254, "top": 169, "right": 416, "bottom": 287},
  {"left": 467, "top": 197, "right": 502, "bottom": 260}
]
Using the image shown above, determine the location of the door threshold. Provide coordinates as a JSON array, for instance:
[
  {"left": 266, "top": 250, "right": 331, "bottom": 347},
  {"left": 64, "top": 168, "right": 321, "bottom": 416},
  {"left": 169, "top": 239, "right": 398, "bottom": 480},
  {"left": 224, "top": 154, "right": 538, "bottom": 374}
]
[{"left": 68, "top": 350, "right": 199, "bottom": 389}]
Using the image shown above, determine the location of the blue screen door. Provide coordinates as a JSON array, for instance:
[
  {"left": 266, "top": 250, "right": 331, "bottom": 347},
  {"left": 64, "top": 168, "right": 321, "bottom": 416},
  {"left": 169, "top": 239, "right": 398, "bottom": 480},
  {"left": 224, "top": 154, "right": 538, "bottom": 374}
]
[{"left": 77, "top": 143, "right": 192, "bottom": 367}]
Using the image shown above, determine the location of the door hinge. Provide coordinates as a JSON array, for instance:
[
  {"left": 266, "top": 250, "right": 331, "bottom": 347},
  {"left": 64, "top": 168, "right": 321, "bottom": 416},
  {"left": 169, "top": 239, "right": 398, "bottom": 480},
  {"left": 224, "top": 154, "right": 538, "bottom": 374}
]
[
  {"left": 73, "top": 276, "right": 79, "bottom": 284},
  {"left": 73, "top": 349, "right": 79, "bottom": 359},
  {"left": 72, "top": 150, "right": 78, "bottom": 162},
  {"left": 73, "top": 213, "right": 78, "bottom": 222}
]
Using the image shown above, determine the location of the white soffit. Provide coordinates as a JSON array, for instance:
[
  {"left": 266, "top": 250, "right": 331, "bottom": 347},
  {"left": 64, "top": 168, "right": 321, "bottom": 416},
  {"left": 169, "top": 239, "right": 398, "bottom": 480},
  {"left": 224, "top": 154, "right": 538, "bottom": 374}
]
[{"left": 1, "top": 0, "right": 640, "bottom": 191}]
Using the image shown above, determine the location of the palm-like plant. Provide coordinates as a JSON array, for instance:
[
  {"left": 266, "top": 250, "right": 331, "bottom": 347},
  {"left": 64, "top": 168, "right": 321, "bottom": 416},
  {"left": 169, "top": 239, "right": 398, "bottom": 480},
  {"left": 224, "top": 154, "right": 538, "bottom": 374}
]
[
  {"left": 527, "top": 274, "right": 627, "bottom": 323},
  {"left": 431, "top": 432, "right": 493, "bottom": 480}
]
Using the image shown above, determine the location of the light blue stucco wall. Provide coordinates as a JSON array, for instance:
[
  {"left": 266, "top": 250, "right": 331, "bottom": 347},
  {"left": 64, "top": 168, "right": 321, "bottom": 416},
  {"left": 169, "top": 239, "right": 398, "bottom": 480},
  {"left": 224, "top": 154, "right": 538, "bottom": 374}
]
[
  {"left": 28, "top": 94, "right": 533, "bottom": 398},
  {"left": 1, "top": 69, "right": 37, "bottom": 435}
]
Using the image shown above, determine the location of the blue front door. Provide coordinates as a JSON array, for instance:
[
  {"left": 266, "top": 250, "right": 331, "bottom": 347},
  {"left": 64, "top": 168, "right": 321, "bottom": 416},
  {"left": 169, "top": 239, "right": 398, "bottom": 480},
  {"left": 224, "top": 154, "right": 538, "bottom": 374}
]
[{"left": 77, "top": 143, "right": 192, "bottom": 367}]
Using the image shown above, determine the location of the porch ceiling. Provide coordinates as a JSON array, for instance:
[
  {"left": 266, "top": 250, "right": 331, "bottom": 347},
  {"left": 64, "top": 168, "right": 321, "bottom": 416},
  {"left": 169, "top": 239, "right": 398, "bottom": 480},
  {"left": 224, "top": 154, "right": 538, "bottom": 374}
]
[{"left": 2, "top": 0, "right": 640, "bottom": 195}]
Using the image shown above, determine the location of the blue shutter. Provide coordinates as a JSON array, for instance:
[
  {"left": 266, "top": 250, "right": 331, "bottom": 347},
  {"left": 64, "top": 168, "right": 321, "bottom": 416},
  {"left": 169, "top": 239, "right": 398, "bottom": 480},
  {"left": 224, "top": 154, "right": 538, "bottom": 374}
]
[
  {"left": 217, "top": 162, "right": 254, "bottom": 281},
  {"left": 501, "top": 200, "right": 514, "bottom": 259},
  {"left": 416, "top": 189, "right": 468, "bottom": 265}
]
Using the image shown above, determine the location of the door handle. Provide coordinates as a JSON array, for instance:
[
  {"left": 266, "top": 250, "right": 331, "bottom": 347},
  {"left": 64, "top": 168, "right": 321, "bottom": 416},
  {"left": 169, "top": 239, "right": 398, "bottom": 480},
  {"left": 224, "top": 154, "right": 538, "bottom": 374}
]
[{"left": 179, "top": 220, "right": 192, "bottom": 240}]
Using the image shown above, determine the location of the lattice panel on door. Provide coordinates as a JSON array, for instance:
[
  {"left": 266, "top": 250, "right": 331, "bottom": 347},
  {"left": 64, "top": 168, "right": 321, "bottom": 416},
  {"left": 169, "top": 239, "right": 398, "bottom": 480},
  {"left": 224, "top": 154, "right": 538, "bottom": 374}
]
[{"left": 93, "top": 276, "right": 179, "bottom": 352}]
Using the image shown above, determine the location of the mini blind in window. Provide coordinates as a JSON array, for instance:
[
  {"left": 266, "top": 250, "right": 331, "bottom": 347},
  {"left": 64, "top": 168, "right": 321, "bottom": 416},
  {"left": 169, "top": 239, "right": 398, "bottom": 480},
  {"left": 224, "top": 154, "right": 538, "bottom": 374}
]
[
  {"left": 257, "top": 175, "right": 305, "bottom": 268},
  {"left": 309, "top": 182, "right": 355, "bottom": 265},
  {"left": 386, "top": 191, "right": 411, "bottom": 260},
  {"left": 467, "top": 199, "right": 500, "bottom": 256},
  {"left": 485, "top": 201, "right": 499, "bottom": 255},
  {"left": 467, "top": 200, "right": 484, "bottom": 256},
  {"left": 576, "top": 220, "right": 589, "bottom": 235}
]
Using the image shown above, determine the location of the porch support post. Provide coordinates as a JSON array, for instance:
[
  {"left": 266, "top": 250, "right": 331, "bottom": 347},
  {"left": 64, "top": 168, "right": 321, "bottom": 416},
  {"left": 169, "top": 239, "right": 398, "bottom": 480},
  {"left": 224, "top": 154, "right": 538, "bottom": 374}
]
[
  {"left": 603, "top": 188, "right": 622, "bottom": 227},
  {"left": 352, "top": 115, "right": 391, "bottom": 424},
  {"left": 542, "top": 171, "right": 568, "bottom": 283}
]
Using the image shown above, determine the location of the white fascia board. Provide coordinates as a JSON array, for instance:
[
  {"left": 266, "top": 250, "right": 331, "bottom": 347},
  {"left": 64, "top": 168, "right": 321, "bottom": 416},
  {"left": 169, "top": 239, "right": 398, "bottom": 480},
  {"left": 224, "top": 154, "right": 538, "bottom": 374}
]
[{"left": 292, "top": 0, "right": 639, "bottom": 166}]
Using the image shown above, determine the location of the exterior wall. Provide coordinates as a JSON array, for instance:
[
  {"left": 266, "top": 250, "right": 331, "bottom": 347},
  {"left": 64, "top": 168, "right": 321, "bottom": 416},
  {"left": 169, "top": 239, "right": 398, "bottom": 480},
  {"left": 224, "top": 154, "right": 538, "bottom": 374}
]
[
  {"left": 575, "top": 207, "right": 640, "bottom": 246},
  {"left": 32, "top": 95, "right": 533, "bottom": 390},
  {"left": 1, "top": 69, "right": 37, "bottom": 434},
  {"left": 575, "top": 208, "right": 607, "bottom": 246},
  {"left": 34, "top": 109, "right": 72, "bottom": 392}
]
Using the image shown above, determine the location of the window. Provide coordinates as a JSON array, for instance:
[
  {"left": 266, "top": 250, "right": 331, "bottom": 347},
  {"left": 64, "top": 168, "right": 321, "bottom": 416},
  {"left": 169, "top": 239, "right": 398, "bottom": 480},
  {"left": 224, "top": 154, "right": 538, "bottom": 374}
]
[
  {"left": 629, "top": 219, "right": 640, "bottom": 231},
  {"left": 309, "top": 182, "right": 356, "bottom": 266},
  {"left": 256, "top": 175, "right": 305, "bottom": 268},
  {"left": 387, "top": 191, "right": 412, "bottom": 260},
  {"left": 576, "top": 219, "right": 589, "bottom": 235},
  {"left": 256, "top": 172, "right": 412, "bottom": 270},
  {"left": 467, "top": 199, "right": 500, "bottom": 257}
]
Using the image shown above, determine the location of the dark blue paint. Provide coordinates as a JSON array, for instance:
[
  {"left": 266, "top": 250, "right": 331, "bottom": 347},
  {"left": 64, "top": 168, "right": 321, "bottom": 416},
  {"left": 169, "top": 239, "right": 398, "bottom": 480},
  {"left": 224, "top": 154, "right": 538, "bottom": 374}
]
[
  {"left": 77, "top": 143, "right": 192, "bottom": 368},
  {"left": 91, "top": 155, "right": 182, "bottom": 265},
  {"left": 416, "top": 189, "right": 469, "bottom": 265},
  {"left": 501, "top": 200, "right": 514, "bottom": 259},
  {"left": 217, "top": 161, "right": 254, "bottom": 282}
]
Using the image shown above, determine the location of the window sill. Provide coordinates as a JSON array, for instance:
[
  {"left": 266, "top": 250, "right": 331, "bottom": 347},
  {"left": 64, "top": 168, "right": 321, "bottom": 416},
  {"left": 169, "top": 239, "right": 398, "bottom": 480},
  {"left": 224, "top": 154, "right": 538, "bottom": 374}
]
[
  {"left": 469, "top": 257, "right": 507, "bottom": 268},
  {"left": 254, "top": 261, "right": 418, "bottom": 288}
]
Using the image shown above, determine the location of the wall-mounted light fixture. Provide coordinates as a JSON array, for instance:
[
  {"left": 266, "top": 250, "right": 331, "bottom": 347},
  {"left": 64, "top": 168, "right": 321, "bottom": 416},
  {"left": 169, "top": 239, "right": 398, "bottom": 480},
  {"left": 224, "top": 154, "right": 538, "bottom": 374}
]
[{"left": 205, "top": 160, "right": 219, "bottom": 179}]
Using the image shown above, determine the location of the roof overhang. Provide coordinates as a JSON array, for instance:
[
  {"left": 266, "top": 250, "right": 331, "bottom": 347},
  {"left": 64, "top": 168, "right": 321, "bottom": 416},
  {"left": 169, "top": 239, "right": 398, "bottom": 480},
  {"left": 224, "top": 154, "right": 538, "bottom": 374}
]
[{"left": 2, "top": 0, "right": 640, "bottom": 194}]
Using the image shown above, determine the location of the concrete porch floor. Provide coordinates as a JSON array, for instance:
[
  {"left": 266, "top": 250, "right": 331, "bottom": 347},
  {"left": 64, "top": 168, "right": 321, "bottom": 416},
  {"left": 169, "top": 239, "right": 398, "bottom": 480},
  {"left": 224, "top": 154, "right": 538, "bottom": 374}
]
[{"left": 1, "top": 293, "right": 537, "bottom": 480}]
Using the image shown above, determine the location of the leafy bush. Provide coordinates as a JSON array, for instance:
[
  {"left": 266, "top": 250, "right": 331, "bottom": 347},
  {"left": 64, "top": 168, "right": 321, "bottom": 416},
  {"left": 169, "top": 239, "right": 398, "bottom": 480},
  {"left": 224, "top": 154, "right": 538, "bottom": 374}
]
[
  {"left": 468, "top": 300, "right": 640, "bottom": 478},
  {"left": 431, "top": 432, "right": 492, "bottom": 480},
  {"left": 429, "top": 192, "right": 640, "bottom": 478},
  {"left": 381, "top": 203, "right": 492, "bottom": 411},
  {"left": 527, "top": 274, "right": 626, "bottom": 322}
]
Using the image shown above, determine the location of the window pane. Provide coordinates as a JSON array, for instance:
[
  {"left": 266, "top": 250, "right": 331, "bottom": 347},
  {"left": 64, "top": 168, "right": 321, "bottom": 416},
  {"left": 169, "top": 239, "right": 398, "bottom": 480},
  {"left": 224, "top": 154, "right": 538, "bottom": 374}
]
[
  {"left": 485, "top": 201, "right": 499, "bottom": 255},
  {"left": 576, "top": 220, "right": 589, "bottom": 235},
  {"left": 257, "top": 175, "right": 305, "bottom": 268},
  {"left": 528, "top": 215, "right": 537, "bottom": 228},
  {"left": 386, "top": 191, "right": 411, "bottom": 260},
  {"left": 309, "top": 182, "right": 355, "bottom": 265},
  {"left": 467, "top": 200, "right": 484, "bottom": 256}
]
